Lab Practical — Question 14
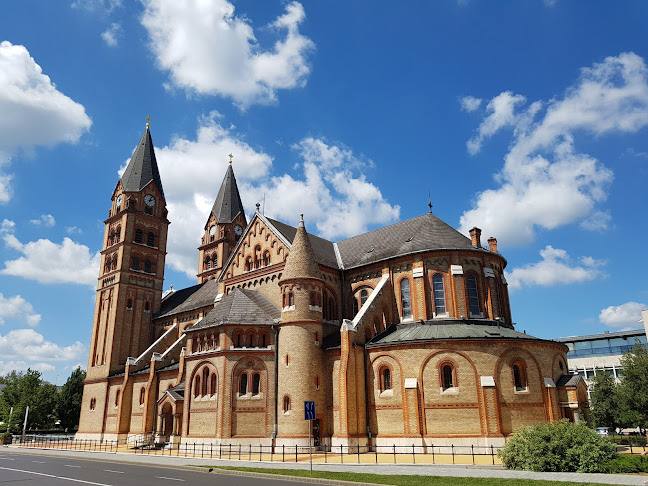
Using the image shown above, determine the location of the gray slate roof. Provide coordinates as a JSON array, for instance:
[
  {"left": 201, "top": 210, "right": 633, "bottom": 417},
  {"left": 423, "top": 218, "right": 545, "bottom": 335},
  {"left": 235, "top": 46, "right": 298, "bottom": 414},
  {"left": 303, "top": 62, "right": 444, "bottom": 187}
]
[
  {"left": 266, "top": 218, "right": 339, "bottom": 269},
  {"left": 120, "top": 127, "right": 165, "bottom": 199},
  {"left": 556, "top": 374, "right": 582, "bottom": 387},
  {"left": 155, "top": 279, "right": 219, "bottom": 319},
  {"left": 555, "top": 328, "right": 646, "bottom": 343},
  {"left": 189, "top": 288, "right": 281, "bottom": 331},
  {"left": 336, "top": 213, "right": 480, "bottom": 269},
  {"left": 368, "top": 320, "right": 549, "bottom": 347},
  {"left": 211, "top": 164, "right": 244, "bottom": 223}
]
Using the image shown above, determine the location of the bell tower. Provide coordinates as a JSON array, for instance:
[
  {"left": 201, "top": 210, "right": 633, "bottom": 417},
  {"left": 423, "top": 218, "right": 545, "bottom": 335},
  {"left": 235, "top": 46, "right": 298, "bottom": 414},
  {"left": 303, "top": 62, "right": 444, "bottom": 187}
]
[
  {"left": 85, "top": 122, "right": 169, "bottom": 380},
  {"left": 197, "top": 156, "right": 246, "bottom": 283}
]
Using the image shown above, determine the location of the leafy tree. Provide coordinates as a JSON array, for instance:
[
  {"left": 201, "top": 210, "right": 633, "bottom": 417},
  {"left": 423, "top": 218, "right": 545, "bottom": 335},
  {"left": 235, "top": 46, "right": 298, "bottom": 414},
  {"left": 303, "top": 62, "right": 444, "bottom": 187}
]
[
  {"left": 0, "top": 369, "right": 57, "bottom": 431},
  {"left": 56, "top": 368, "right": 86, "bottom": 431},
  {"left": 589, "top": 369, "right": 619, "bottom": 431},
  {"left": 616, "top": 343, "right": 648, "bottom": 431}
]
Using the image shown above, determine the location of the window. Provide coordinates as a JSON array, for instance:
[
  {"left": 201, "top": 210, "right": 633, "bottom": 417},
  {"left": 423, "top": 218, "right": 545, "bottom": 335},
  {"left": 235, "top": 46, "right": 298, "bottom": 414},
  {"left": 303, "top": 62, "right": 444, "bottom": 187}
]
[
  {"left": 202, "top": 368, "right": 209, "bottom": 396},
  {"left": 442, "top": 364, "right": 454, "bottom": 390},
  {"left": 131, "top": 257, "right": 140, "bottom": 271},
  {"left": 310, "top": 292, "right": 316, "bottom": 306},
  {"left": 285, "top": 354, "right": 290, "bottom": 367},
  {"left": 232, "top": 330, "right": 242, "bottom": 348},
  {"left": 147, "top": 232, "right": 155, "bottom": 246},
  {"left": 240, "top": 373, "right": 248, "bottom": 395},
  {"left": 115, "top": 389, "right": 120, "bottom": 407},
  {"left": 259, "top": 332, "right": 268, "bottom": 347},
  {"left": 194, "top": 376, "right": 201, "bottom": 397},
  {"left": 210, "top": 373, "right": 217, "bottom": 396},
  {"left": 252, "top": 373, "right": 260, "bottom": 395},
  {"left": 283, "top": 395, "right": 291, "bottom": 413},
  {"left": 329, "top": 298, "right": 336, "bottom": 320},
  {"left": 380, "top": 366, "right": 392, "bottom": 391},
  {"left": 400, "top": 279, "right": 412, "bottom": 319},
  {"left": 314, "top": 332, "right": 319, "bottom": 345},
  {"left": 127, "top": 299, "right": 133, "bottom": 310},
  {"left": 144, "top": 301, "right": 150, "bottom": 313},
  {"left": 135, "top": 229, "right": 143, "bottom": 244},
  {"left": 512, "top": 362, "right": 528, "bottom": 391},
  {"left": 352, "top": 298, "right": 359, "bottom": 316},
  {"left": 204, "top": 258, "right": 209, "bottom": 270},
  {"left": 288, "top": 292, "right": 294, "bottom": 306},
  {"left": 89, "top": 398, "right": 96, "bottom": 411},
  {"left": 144, "top": 259, "right": 152, "bottom": 274},
  {"left": 212, "top": 255, "right": 218, "bottom": 269},
  {"left": 139, "top": 387, "right": 145, "bottom": 405},
  {"left": 432, "top": 274, "right": 446, "bottom": 315},
  {"left": 315, "top": 375, "right": 320, "bottom": 390},
  {"left": 245, "top": 256, "right": 252, "bottom": 271},
  {"left": 467, "top": 274, "right": 480, "bottom": 316},
  {"left": 246, "top": 330, "right": 256, "bottom": 348},
  {"left": 263, "top": 250, "right": 271, "bottom": 266},
  {"left": 360, "top": 289, "right": 368, "bottom": 308}
]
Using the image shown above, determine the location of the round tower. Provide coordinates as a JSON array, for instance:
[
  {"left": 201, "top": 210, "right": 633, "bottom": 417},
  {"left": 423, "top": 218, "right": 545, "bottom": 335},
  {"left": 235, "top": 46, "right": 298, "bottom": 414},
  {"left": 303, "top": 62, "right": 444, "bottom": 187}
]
[{"left": 276, "top": 215, "right": 326, "bottom": 448}]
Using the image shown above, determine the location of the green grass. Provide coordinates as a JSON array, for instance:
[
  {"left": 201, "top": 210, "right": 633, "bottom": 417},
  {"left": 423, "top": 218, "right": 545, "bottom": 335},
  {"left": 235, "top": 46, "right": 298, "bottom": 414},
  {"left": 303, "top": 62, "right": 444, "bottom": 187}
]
[{"left": 203, "top": 466, "right": 615, "bottom": 486}]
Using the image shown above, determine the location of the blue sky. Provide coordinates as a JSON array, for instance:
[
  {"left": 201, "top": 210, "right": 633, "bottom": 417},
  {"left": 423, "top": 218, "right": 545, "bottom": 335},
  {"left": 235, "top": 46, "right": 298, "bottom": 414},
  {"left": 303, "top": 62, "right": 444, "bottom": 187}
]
[{"left": 1, "top": 0, "right": 647, "bottom": 384}]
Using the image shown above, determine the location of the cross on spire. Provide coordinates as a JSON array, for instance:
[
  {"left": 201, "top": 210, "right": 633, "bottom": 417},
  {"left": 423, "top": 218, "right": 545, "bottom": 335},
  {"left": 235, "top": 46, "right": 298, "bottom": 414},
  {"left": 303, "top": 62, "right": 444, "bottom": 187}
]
[
  {"left": 145, "top": 115, "right": 152, "bottom": 128},
  {"left": 428, "top": 190, "right": 433, "bottom": 214},
  {"left": 228, "top": 153, "right": 233, "bottom": 164}
]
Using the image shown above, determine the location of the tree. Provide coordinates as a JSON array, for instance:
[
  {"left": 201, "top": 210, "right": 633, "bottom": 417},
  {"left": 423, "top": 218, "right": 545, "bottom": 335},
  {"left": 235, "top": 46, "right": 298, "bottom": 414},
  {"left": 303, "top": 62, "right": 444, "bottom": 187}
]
[
  {"left": 616, "top": 343, "right": 648, "bottom": 432},
  {"left": 0, "top": 369, "right": 58, "bottom": 431},
  {"left": 589, "top": 369, "right": 619, "bottom": 431},
  {"left": 56, "top": 368, "right": 86, "bottom": 431}
]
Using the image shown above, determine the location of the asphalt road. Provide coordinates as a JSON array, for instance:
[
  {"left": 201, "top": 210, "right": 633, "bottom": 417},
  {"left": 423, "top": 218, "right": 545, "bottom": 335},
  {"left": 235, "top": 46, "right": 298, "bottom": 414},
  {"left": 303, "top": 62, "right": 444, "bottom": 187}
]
[{"left": 0, "top": 451, "right": 307, "bottom": 486}]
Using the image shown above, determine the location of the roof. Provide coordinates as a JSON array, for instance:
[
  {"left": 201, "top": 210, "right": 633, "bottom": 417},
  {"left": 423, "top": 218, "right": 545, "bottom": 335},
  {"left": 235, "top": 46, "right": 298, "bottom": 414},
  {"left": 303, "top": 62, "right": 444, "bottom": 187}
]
[
  {"left": 120, "top": 127, "right": 165, "bottom": 199},
  {"left": 189, "top": 288, "right": 281, "bottom": 331},
  {"left": 266, "top": 217, "right": 338, "bottom": 269},
  {"left": 555, "top": 328, "right": 646, "bottom": 343},
  {"left": 155, "top": 279, "right": 219, "bottom": 319},
  {"left": 335, "top": 213, "right": 483, "bottom": 269},
  {"left": 556, "top": 374, "right": 582, "bottom": 387},
  {"left": 280, "top": 216, "right": 322, "bottom": 281},
  {"left": 368, "top": 320, "right": 551, "bottom": 347},
  {"left": 211, "top": 164, "right": 244, "bottom": 223}
]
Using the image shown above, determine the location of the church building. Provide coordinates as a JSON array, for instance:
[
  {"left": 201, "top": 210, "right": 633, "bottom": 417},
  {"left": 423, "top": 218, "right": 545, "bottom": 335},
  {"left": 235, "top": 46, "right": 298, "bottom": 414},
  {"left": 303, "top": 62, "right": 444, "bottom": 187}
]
[{"left": 76, "top": 125, "right": 589, "bottom": 449}]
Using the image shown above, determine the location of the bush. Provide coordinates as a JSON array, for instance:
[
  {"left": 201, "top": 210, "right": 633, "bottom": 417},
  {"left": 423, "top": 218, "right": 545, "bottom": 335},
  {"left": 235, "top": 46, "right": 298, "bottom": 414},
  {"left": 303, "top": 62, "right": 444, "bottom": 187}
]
[
  {"left": 0, "top": 432, "right": 12, "bottom": 445},
  {"left": 498, "top": 420, "right": 617, "bottom": 472},
  {"left": 610, "top": 435, "right": 647, "bottom": 447},
  {"left": 604, "top": 454, "right": 648, "bottom": 473}
]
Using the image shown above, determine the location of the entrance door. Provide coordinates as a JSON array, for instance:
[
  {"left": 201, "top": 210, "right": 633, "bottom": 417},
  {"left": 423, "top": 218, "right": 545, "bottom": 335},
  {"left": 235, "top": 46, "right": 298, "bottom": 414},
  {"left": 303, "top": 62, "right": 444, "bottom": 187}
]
[{"left": 312, "top": 419, "right": 321, "bottom": 447}]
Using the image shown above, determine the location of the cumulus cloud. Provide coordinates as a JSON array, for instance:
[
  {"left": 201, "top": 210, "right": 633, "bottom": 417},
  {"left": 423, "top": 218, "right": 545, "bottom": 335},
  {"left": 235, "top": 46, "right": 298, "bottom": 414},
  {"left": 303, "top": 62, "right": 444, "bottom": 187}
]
[
  {"left": 461, "top": 53, "right": 648, "bottom": 245},
  {"left": 101, "top": 23, "right": 122, "bottom": 47},
  {"left": 460, "top": 96, "right": 482, "bottom": 112},
  {"left": 0, "top": 329, "right": 84, "bottom": 362},
  {"left": 505, "top": 245, "right": 605, "bottom": 290},
  {"left": 0, "top": 219, "right": 100, "bottom": 286},
  {"left": 127, "top": 115, "right": 398, "bottom": 278},
  {"left": 29, "top": 214, "right": 55, "bottom": 227},
  {"left": 599, "top": 302, "right": 647, "bottom": 328},
  {"left": 0, "top": 41, "right": 91, "bottom": 202},
  {"left": 141, "top": 0, "right": 314, "bottom": 107},
  {"left": 0, "top": 293, "right": 41, "bottom": 327}
]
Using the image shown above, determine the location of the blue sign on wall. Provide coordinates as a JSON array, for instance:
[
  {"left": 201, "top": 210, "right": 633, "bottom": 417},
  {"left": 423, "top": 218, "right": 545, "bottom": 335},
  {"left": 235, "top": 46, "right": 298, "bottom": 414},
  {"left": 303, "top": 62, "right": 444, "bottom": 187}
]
[{"left": 304, "top": 401, "right": 315, "bottom": 420}]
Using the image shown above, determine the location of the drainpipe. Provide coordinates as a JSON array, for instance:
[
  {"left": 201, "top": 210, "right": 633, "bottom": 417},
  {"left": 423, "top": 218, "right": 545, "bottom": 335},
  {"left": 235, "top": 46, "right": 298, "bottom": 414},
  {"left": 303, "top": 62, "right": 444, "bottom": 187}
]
[
  {"left": 272, "top": 324, "right": 279, "bottom": 449},
  {"left": 364, "top": 344, "right": 372, "bottom": 450}
]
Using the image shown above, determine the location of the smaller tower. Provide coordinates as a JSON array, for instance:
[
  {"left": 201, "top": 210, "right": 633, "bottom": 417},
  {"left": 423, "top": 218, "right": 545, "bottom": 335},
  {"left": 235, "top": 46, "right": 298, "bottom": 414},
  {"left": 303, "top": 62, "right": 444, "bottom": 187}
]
[
  {"left": 276, "top": 215, "right": 326, "bottom": 446},
  {"left": 197, "top": 157, "right": 246, "bottom": 283}
]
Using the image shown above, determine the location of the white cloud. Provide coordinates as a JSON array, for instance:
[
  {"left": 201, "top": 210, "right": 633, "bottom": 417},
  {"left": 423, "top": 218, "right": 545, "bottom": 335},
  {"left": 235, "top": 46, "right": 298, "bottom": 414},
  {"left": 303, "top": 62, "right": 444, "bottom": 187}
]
[
  {"left": 141, "top": 0, "right": 314, "bottom": 107},
  {"left": 71, "top": 0, "right": 122, "bottom": 12},
  {"left": 460, "top": 95, "right": 482, "bottom": 112},
  {"left": 101, "top": 23, "right": 122, "bottom": 47},
  {"left": 0, "top": 219, "right": 100, "bottom": 286},
  {"left": 461, "top": 53, "right": 648, "bottom": 245},
  {"left": 0, "top": 293, "right": 41, "bottom": 327},
  {"left": 66, "top": 226, "right": 83, "bottom": 235},
  {"left": 579, "top": 210, "right": 612, "bottom": 231},
  {"left": 131, "top": 115, "right": 398, "bottom": 279},
  {"left": 599, "top": 301, "right": 647, "bottom": 328},
  {"left": 505, "top": 245, "right": 605, "bottom": 290},
  {"left": 0, "top": 329, "right": 84, "bottom": 362},
  {"left": 0, "top": 41, "right": 92, "bottom": 202},
  {"left": 29, "top": 214, "right": 56, "bottom": 227}
]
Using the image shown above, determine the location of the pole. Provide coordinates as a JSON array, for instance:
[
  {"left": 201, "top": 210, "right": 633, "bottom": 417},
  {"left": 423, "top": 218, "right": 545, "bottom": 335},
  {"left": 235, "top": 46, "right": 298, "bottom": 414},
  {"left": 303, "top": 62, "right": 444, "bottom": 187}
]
[
  {"left": 22, "top": 406, "right": 29, "bottom": 442},
  {"left": 309, "top": 419, "right": 313, "bottom": 475}
]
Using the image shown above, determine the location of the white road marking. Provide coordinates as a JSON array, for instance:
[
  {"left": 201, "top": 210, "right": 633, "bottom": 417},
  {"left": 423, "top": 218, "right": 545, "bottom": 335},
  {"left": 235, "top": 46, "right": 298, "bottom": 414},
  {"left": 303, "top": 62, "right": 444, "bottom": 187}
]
[
  {"left": 0, "top": 457, "right": 15, "bottom": 460},
  {"left": 156, "top": 476, "right": 185, "bottom": 482},
  {"left": 0, "top": 466, "right": 113, "bottom": 485},
  {"left": 32, "top": 460, "right": 46, "bottom": 463},
  {"left": 65, "top": 464, "right": 81, "bottom": 468},
  {"left": 104, "top": 469, "right": 124, "bottom": 474}
]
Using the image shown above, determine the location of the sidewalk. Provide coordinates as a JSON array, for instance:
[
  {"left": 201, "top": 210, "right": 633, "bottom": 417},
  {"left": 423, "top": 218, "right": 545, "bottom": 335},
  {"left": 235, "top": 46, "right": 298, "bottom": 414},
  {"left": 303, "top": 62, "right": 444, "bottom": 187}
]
[{"left": 3, "top": 444, "right": 648, "bottom": 485}]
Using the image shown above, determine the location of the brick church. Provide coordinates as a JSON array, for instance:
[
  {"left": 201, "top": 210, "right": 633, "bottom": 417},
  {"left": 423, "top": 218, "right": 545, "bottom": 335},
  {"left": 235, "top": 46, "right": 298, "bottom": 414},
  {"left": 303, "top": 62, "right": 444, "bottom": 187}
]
[{"left": 77, "top": 125, "right": 589, "bottom": 449}]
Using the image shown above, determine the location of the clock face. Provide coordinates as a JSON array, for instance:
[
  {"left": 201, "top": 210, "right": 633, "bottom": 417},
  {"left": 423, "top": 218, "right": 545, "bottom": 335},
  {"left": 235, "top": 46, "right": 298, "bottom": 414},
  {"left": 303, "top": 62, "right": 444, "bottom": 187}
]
[
  {"left": 144, "top": 195, "right": 155, "bottom": 207},
  {"left": 234, "top": 225, "right": 243, "bottom": 236},
  {"left": 116, "top": 194, "right": 123, "bottom": 207},
  {"left": 209, "top": 225, "right": 216, "bottom": 236}
]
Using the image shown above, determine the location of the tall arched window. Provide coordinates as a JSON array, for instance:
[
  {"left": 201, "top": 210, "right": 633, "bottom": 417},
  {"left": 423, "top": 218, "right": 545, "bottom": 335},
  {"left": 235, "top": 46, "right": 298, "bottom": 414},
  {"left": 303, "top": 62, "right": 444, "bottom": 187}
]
[
  {"left": 139, "top": 387, "right": 145, "bottom": 405},
  {"left": 240, "top": 373, "right": 248, "bottom": 395},
  {"left": 441, "top": 363, "right": 454, "bottom": 390},
  {"left": 360, "top": 289, "right": 368, "bottom": 308},
  {"left": 210, "top": 373, "right": 217, "bottom": 395},
  {"left": 467, "top": 274, "right": 480, "bottom": 316},
  {"left": 352, "top": 298, "right": 359, "bottom": 316},
  {"left": 131, "top": 257, "right": 140, "bottom": 271},
  {"left": 283, "top": 395, "right": 291, "bottom": 413},
  {"left": 232, "top": 330, "right": 243, "bottom": 348},
  {"left": 202, "top": 368, "right": 209, "bottom": 396},
  {"left": 252, "top": 373, "right": 260, "bottom": 395},
  {"left": 194, "top": 376, "right": 201, "bottom": 397},
  {"left": 135, "top": 229, "right": 143, "bottom": 244},
  {"left": 400, "top": 279, "right": 412, "bottom": 319},
  {"left": 115, "top": 389, "right": 120, "bottom": 407},
  {"left": 379, "top": 366, "right": 392, "bottom": 391},
  {"left": 310, "top": 292, "right": 316, "bottom": 306},
  {"left": 432, "top": 274, "right": 446, "bottom": 316},
  {"left": 254, "top": 246, "right": 261, "bottom": 268},
  {"left": 512, "top": 362, "right": 528, "bottom": 391},
  {"left": 246, "top": 330, "right": 256, "bottom": 348},
  {"left": 147, "top": 232, "right": 155, "bottom": 247},
  {"left": 212, "top": 254, "right": 218, "bottom": 269},
  {"left": 144, "top": 259, "right": 153, "bottom": 274},
  {"left": 288, "top": 292, "right": 294, "bottom": 306},
  {"left": 263, "top": 250, "right": 271, "bottom": 266},
  {"left": 259, "top": 332, "right": 268, "bottom": 347}
]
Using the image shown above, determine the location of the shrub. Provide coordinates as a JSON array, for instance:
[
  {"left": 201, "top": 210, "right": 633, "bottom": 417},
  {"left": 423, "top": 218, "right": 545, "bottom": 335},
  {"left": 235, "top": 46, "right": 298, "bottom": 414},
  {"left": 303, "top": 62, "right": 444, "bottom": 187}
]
[
  {"left": 604, "top": 454, "right": 648, "bottom": 473},
  {"left": 610, "top": 435, "right": 647, "bottom": 447},
  {"left": 498, "top": 420, "right": 617, "bottom": 472},
  {"left": 0, "top": 432, "right": 12, "bottom": 445}
]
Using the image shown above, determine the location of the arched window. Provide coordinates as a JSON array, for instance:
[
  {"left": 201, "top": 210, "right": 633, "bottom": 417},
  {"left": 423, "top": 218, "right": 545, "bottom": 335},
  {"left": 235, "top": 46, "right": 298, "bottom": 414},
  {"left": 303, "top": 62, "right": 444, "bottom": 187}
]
[
  {"left": 512, "top": 362, "right": 528, "bottom": 391},
  {"left": 139, "top": 387, "right": 145, "bottom": 405},
  {"left": 252, "top": 373, "right": 260, "bottom": 395},
  {"left": 254, "top": 246, "right": 261, "bottom": 268},
  {"left": 400, "top": 278, "right": 412, "bottom": 319},
  {"left": 239, "top": 373, "right": 248, "bottom": 395},
  {"left": 135, "top": 229, "right": 143, "bottom": 244},
  {"left": 283, "top": 395, "right": 291, "bottom": 413},
  {"left": 111, "top": 256, "right": 117, "bottom": 271},
  {"left": 314, "top": 332, "right": 319, "bottom": 344},
  {"left": 127, "top": 299, "right": 133, "bottom": 310},
  {"left": 194, "top": 376, "right": 201, "bottom": 397},
  {"left": 380, "top": 366, "right": 392, "bottom": 391},
  {"left": 352, "top": 298, "right": 359, "bottom": 316},
  {"left": 310, "top": 292, "right": 316, "bottom": 306},
  {"left": 232, "top": 330, "right": 242, "bottom": 348},
  {"left": 360, "top": 289, "right": 368, "bottom": 308},
  {"left": 90, "top": 398, "right": 96, "bottom": 410},
  {"left": 245, "top": 256, "right": 252, "bottom": 271},
  {"left": 329, "top": 298, "right": 336, "bottom": 320},
  {"left": 246, "top": 330, "right": 256, "bottom": 348},
  {"left": 115, "top": 389, "right": 120, "bottom": 407},
  {"left": 441, "top": 363, "right": 454, "bottom": 390},
  {"left": 315, "top": 375, "right": 320, "bottom": 390},
  {"left": 144, "top": 301, "right": 150, "bottom": 313},
  {"left": 115, "top": 227, "right": 121, "bottom": 243},
  {"left": 432, "top": 274, "right": 446, "bottom": 316},
  {"left": 285, "top": 354, "right": 290, "bottom": 367},
  {"left": 467, "top": 274, "right": 480, "bottom": 316},
  {"left": 202, "top": 368, "right": 209, "bottom": 396},
  {"left": 210, "top": 373, "right": 217, "bottom": 396},
  {"left": 212, "top": 255, "right": 218, "bottom": 269},
  {"left": 259, "top": 332, "right": 268, "bottom": 348},
  {"left": 131, "top": 257, "right": 140, "bottom": 271},
  {"left": 144, "top": 259, "right": 152, "bottom": 274},
  {"left": 147, "top": 232, "right": 155, "bottom": 247},
  {"left": 263, "top": 250, "right": 271, "bottom": 266},
  {"left": 288, "top": 292, "right": 294, "bottom": 306},
  {"left": 204, "top": 258, "right": 209, "bottom": 270}
]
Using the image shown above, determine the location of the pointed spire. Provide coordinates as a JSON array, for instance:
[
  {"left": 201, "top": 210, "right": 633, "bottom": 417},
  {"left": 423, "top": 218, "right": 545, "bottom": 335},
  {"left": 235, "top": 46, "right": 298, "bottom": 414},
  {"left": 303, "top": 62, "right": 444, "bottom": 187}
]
[
  {"left": 120, "top": 125, "right": 165, "bottom": 199},
  {"left": 281, "top": 215, "right": 322, "bottom": 281},
  {"left": 211, "top": 161, "right": 244, "bottom": 223}
]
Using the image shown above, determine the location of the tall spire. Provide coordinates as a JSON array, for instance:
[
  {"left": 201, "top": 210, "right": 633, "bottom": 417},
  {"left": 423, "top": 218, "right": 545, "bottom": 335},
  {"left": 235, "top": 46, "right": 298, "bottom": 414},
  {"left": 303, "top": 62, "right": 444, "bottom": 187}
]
[
  {"left": 281, "top": 214, "right": 322, "bottom": 281},
  {"left": 120, "top": 125, "right": 165, "bottom": 199},
  {"left": 211, "top": 161, "right": 244, "bottom": 223}
]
